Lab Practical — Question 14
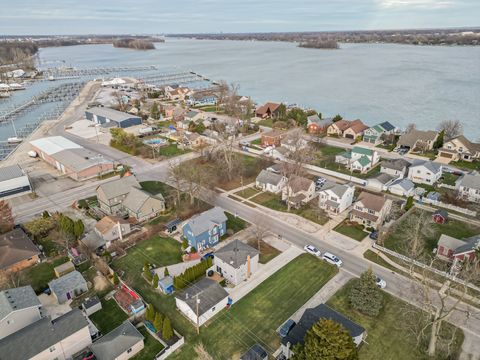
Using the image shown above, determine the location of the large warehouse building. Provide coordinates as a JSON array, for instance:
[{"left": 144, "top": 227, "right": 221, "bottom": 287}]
[
  {"left": 0, "top": 164, "right": 32, "bottom": 199},
  {"left": 30, "top": 136, "right": 114, "bottom": 181},
  {"left": 85, "top": 107, "right": 142, "bottom": 128}
]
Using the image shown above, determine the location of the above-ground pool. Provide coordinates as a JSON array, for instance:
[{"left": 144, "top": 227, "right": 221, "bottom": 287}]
[{"left": 143, "top": 138, "right": 168, "bottom": 146}]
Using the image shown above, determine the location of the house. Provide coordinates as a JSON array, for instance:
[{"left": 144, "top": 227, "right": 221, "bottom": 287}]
[
  {"left": 335, "top": 146, "right": 380, "bottom": 173},
  {"left": 363, "top": 121, "right": 396, "bottom": 144},
  {"left": 240, "top": 344, "right": 268, "bottom": 360},
  {"left": 0, "top": 286, "right": 42, "bottom": 340},
  {"left": 30, "top": 136, "right": 114, "bottom": 181},
  {"left": 280, "top": 304, "right": 366, "bottom": 359},
  {"left": 175, "top": 278, "right": 229, "bottom": 326},
  {"left": 184, "top": 110, "right": 204, "bottom": 123},
  {"left": 380, "top": 158, "right": 410, "bottom": 178},
  {"left": 158, "top": 276, "right": 174, "bottom": 295},
  {"left": 350, "top": 191, "right": 392, "bottom": 229},
  {"left": 255, "top": 102, "right": 281, "bottom": 118},
  {"left": 48, "top": 271, "right": 88, "bottom": 304},
  {"left": 432, "top": 209, "right": 448, "bottom": 224},
  {"left": 95, "top": 216, "right": 133, "bottom": 247},
  {"left": 182, "top": 207, "right": 228, "bottom": 251},
  {"left": 327, "top": 119, "right": 351, "bottom": 137},
  {"left": 407, "top": 160, "right": 442, "bottom": 185},
  {"left": 282, "top": 176, "right": 316, "bottom": 208},
  {"left": 368, "top": 173, "right": 397, "bottom": 192},
  {"left": 327, "top": 119, "right": 368, "bottom": 139},
  {"left": 307, "top": 115, "right": 333, "bottom": 134},
  {"left": 397, "top": 129, "right": 438, "bottom": 151},
  {"left": 456, "top": 173, "right": 480, "bottom": 203},
  {"left": 387, "top": 178, "right": 415, "bottom": 197},
  {"left": 436, "top": 234, "right": 479, "bottom": 262},
  {"left": 85, "top": 107, "right": 142, "bottom": 128},
  {"left": 0, "top": 309, "right": 91, "bottom": 360},
  {"left": 91, "top": 321, "right": 144, "bottom": 360},
  {"left": 255, "top": 169, "right": 286, "bottom": 193},
  {"left": 187, "top": 92, "right": 217, "bottom": 106},
  {"left": 261, "top": 130, "right": 287, "bottom": 147},
  {"left": 122, "top": 187, "right": 165, "bottom": 222},
  {"left": 82, "top": 296, "right": 102, "bottom": 316},
  {"left": 214, "top": 240, "right": 259, "bottom": 285},
  {"left": 265, "top": 146, "right": 289, "bottom": 161},
  {"left": 172, "top": 106, "right": 187, "bottom": 121},
  {"left": 53, "top": 261, "right": 75, "bottom": 278},
  {"left": 96, "top": 175, "right": 140, "bottom": 215},
  {"left": 281, "top": 136, "right": 308, "bottom": 153},
  {"left": 438, "top": 135, "right": 480, "bottom": 162},
  {"left": 318, "top": 183, "right": 354, "bottom": 215},
  {"left": 0, "top": 164, "right": 32, "bottom": 200},
  {"left": 0, "top": 228, "right": 40, "bottom": 273}
]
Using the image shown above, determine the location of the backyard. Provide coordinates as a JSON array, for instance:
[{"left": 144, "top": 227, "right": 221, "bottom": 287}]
[
  {"left": 89, "top": 298, "right": 129, "bottom": 334},
  {"left": 18, "top": 256, "right": 69, "bottom": 293},
  {"left": 327, "top": 279, "right": 464, "bottom": 360},
  {"left": 334, "top": 220, "right": 369, "bottom": 241},
  {"left": 133, "top": 327, "right": 165, "bottom": 360}
]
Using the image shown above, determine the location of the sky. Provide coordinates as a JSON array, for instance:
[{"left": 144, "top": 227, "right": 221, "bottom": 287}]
[{"left": 1, "top": 0, "right": 479, "bottom": 35}]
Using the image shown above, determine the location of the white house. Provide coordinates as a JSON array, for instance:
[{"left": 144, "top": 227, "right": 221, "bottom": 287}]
[
  {"left": 255, "top": 170, "right": 286, "bottom": 193},
  {"left": 175, "top": 278, "right": 229, "bottom": 326},
  {"left": 282, "top": 176, "right": 316, "bottom": 208},
  {"left": 456, "top": 173, "right": 480, "bottom": 203},
  {"left": 380, "top": 159, "right": 410, "bottom": 178},
  {"left": 387, "top": 178, "right": 415, "bottom": 197},
  {"left": 407, "top": 160, "right": 442, "bottom": 185},
  {"left": 335, "top": 146, "right": 380, "bottom": 173},
  {"left": 214, "top": 240, "right": 259, "bottom": 285},
  {"left": 318, "top": 184, "right": 354, "bottom": 215}
]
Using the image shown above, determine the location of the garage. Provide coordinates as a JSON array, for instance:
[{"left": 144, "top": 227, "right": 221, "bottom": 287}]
[{"left": 0, "top": 164, "right": 32, "bottom": 200}]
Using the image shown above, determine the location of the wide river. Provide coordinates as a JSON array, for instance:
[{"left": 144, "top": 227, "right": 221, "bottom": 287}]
[{"left": 3, "top": 38, "right": 480, "bottom": 138}]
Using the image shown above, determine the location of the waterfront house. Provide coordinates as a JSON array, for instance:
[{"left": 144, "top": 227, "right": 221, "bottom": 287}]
[
  {"left": 48, "top": 271, "right": 88, "bottom": 304},
  {"left": 121, "top": 187, "right": 165, "bottom": 222},
  {"left": 397, "top": 129, "right": 438, "bottom": 152},
  {"left": 95, "top": 216, "right": 133, "bottom": 247},
  {"left": 187, "top": 92, "right": 217, "bottom": 106},
  {"left": 407, "top": 160, "right": 442, "bottom": 185},
  {"left": 363, "top": 121, "right": 396, "bottom": 145},
  {"left": 255, "top": 169, "right": 286, "bottom": 193},
  {"left": 327, "top": 119, "right": 351, "bottom": 137},
  {"left": 182, "top": 207, "right": 228, "bottom": 251},
  {"left": 307, "top": 115, "right": 333, "bottom": 134},
  {"left": 282, "top": 176, "right": 316, "bottom": 208},
  {"left": 255, "top": 102, "right": 281, "bottom": 118},
  {"left": 335, "top": 146, "right": 380, "bottom": 173},
  {"left": 438, "top": 135, "right": 480, "bottom": 162},
  {"left": 318, "top": 183, "right": 354, "bottom": 215},
  {"left": 91, "top": 320, "right": 144, "bottom": 360},
  {"left": 0, "top": 229, "right": 40, "bottom": 273},
  {"left": 350, "top": 191, "right": 392, "bottom": 229},
  {"left": 456, "top": 173, "right": 480, "bottom": 203},
  {"left": 214, "top": 240, "right": 259, "bottom": 285},
  {"left": 261, "top": 129, "right": 287, "bottom": 147},
  {"left": 327, "top": 119, "right": 368, "bottom": 139},
  {"left": 158, "top": 276, "right": 174, "bottom": 295},
  {"left": 380, "top": 158, "right": 410, "bottom": 178},
  {"left": 96, "top": 175, "right": 140, "bottom": 215},
  {"left": 436, "top": 234, "right": 479, "bottom": 263}
]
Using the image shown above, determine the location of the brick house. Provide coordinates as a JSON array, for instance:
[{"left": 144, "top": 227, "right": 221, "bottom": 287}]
[
  {"left": 261, "top": 130, "right": 287, "bottom": 147},
  {"left": 0, "top": 229, "right": 40, "bottom": 273}
]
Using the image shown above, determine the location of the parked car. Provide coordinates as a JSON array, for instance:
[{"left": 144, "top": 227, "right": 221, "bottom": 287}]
[
  {"left": 304, "top": 245, "right": 321, "bottom": 257},
  {"left": 322, "top": 252, "right": 343, "bottom": 267},
  {"left": 202, "top": 252, "right": 214, "bottom": 261},
  {"left": 369, "top": 230, "right": 378, "bottom": 240},
  {"left": 278, "top": 319, "right": 296, "bottom": 338},
  {"left": 81, "top": 351, "right": 95, "bottom": 360},
  {"left": 376, "top": 276, "right": 387, "bottom": 289}
]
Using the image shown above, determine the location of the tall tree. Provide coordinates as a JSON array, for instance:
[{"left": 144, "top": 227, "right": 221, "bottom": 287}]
[
  {"left": 332, "top": 114, "right": 343, "bottom": 122},
  {"left": 162, "top": 317, "right": 174, "bottom": 340},
  {"left": 349, "top": 269, "right": 384, "bottom": 316},
  {"left": 153, "top": 311, "right": 164, "bottom": 332},
  {"left": 145, "top": 304, "right": 155, "bottom": 322},
  {"left": 433, "top": 130, "right": 444, "bottom": 149},
  {"left": 0, "top": 200, "right": 14, "bottom": 234},
  {"left": 164, "top": 267, "right": 170, "bottom": 277},
  {"left": 292, "top": 318, "right": 358, "bottom": 360},
  {"left": 152, "top": 273, "right": 159, "bottom": 288},
  {"left": 150, "top": 101, "right": 160, "bottom": 120},
  {"left": 73, "top": 219, "right": 85, "bottom": 240}
]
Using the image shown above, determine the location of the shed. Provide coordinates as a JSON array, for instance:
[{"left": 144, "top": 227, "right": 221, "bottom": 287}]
[
  {"left": 53, "top": 261, "right": 75, "bottom": 278},
  {"left": 165, "top": 218, "right": 181, "bottom": 233},
  {"left": 432, "top": 209, "right": 448, "bottom": 224},
  {"left": 158, "top": 276, "right": 174, "bottom": 294},
  {"left": 48, "top": 271, "right": 88, "bottom": 304},
  {"left": 82, "top": 296, "right": 102, "bottom": 316}
]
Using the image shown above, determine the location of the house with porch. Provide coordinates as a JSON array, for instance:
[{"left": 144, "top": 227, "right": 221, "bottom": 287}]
[
  {"left": 350, "top": 191, "right": 392, "bottom": 229},
  {"left": 255, "top": 169, "right": 286, "bottom": 193},
  {"left": 122, "top": 187, "right": 165, "bottom": 222},
  {"left": 335, "top": 146, "right": 380, "bottom": 173},
  {"left": 438, "top": 135, "right": 480, "bottom": 162},
  {"left": 363, "top": 121, "right": 396, "bottom": 145},
  {"left": 397, "top": 129, "right": 438, "bottom": 152},
  {"left": 318, "top": 183, "right": 354, "bottom": 215},
  {"left": 456, "top": 173, "right": 480, "bottom": 203},
  {"left": 282, "top": 176, "right": 316, "bottom": 209},
  {"left": 214, "top": 240, "right": 259, "bottom": 285},
  {"left": 96, "top": 175, "right": 140, "bottom": 215},
  {"left": 95, "top": 216, "right": 133, "bottom": 247},
  {"left": 182, "top": 207, "right": 228, "bottom": 251}
]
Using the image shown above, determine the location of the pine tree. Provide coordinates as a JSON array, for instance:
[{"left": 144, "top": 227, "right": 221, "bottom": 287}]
[
  {"left": 349, "top": 269, "right": 384, "bottom": 317},
  {"left": 145, "top": 304, "right": 155, "bottom": 322},
  {"left": 150, "top": 102, "right": 160, "bottom": 120},
  {"left": 164, "top": 267, "right": 170, "bottom": 277},
  {"left": 113, "top": 272, "right": 119, "bottom": 285},
  {"left": 73, "top": 219, "right": 85, "bottom": 240},
  {"left": 292, "top": 318, "right": 358, "bottom": 360},
  {"left": 153, "top": 311, "right": 163, "bottom": 333},
  {"left": 152, "top": 273, "right": 159, "bottom": 288},
  {"left": 0, "top": 200, "right": 14, "bottom": 234},
  {"left": 143, "top": 266, "right": 153, "bottom": 282},
  {"left": 162, "top": 317, "right": 174, "bottom": 341}
]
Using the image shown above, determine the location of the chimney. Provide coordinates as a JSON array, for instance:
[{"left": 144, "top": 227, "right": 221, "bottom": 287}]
[
  {"left": 247, "top": 255, "right": 251, "bottom": 279},
  {"left": 117, "top": 221, "right": 123, "bottom": 241}
]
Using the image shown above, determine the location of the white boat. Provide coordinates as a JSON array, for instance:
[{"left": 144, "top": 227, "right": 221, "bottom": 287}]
[
  {"left": 0, "top": 92, "right": 10, "bottom": 98},
  {"left": 7, "top": 137, "right": 23, "bottom": 144}
]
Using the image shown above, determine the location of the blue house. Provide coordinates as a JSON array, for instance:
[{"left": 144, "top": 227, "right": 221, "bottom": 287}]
[{"left": 182, "top": 207, "right": 228, "bottom": 251}]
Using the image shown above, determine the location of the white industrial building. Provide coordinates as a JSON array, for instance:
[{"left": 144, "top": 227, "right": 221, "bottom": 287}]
[{"left": 0, "top": 164, "right": 32, "bottom": 199}]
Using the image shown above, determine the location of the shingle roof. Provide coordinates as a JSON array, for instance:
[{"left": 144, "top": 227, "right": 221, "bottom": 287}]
[
  {"left": 0, "top": 164, "right": 25, "bottom": 182},
  {"left": 438, "top": 234, "right": 465, "bottom": 251},
  {"left": 410, "top": 160, "right": 442, "bottom": 174},
  {"left": 96, "top": 175, "right": 140, "bottom": 200},
  {"left": 122, "top": 187, "right": 164, "bottom": 214},
  {"left": 381, "top": 158, "right": 410, "bottom": 171},
  {"left": 348, "top": 119, "right": 369, "bottom": 134},
  {"left": 454, "top": 236, "right": 480, "bottom": 255},
  {"left": 0, "top": 309, "right": 88, "bottom": 360},
  {"left": 356, "top": 191, "right": 387, "bottom": 212},
  {"left": 352, "top": 146, "right": 373, "bottom": 156},
  {"left": 82, "top": 296, "right": 100, "bottom": 310},
  {"left": 323, "top": 184, "right": 351, "bottom": 198},
  {"left": 91, "top": 321, "right": 144, "bottom": 360},
  {"left": 215, "top": 240, "right": 259, "bottom": 268},
  {"left": 446, "top": 135, "right": 480, "bottom": 154},
  {"left": 288, "top": 175, "right": 313, "bottom": 193},
  {"left": 372, "top": 173, "right": 396, "bottom": 185},
  {"left": 256, "top": 102, "right": 280, "bottom": 116},
  {"left": 397, "top": 129, "right": 438, "bottom": 148},
  {"left": 356, "top": 155, "right": 371, "bottom": 167},
  {"left": 0, "top": 286, "right": 40, "bottom": 321},
  {"left": 282, "top": 304, "right": 365, "bottom": 347},
  {"left": 389, "top": 178, "right": 414, "bottom": 191},
  {"left": 95, "top": 216, "right": 129, "bottom": 235},
  {"left": 0, "top": 229, "right": 40, "bottom": 270},
  {"left": 86, "top": 106, "right": 140, "bottom": 123},
  {"left": 184, "top": 207, "right": 227, "bottom": 236},
  {"left": 48, "top": 271, "right": 87, "bottom": 298},
  {"left": 176, "top": 278, "right": 228, "bottom": 316},
  {"left": 458, "top": 174, "right": 480, "bottom": 191},
  {"left": 256, "top": 169, "right": 284, "bottom": 186}
]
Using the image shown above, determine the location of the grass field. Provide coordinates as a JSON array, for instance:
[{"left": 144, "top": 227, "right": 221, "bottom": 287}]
[
  {"left": 133, "top": 327, "right": 165, "bottom": 360},
  {"left": 257, "top": 118, "right": 273, "bottom": 127},
  {"left": 334, "top": 220, "right": 369, "bottom": 241},
  {"left": 234, "top": 187, "right": 261, "bottom": 199},
  {"left": 327, "top": 279, "right": 464, "bottom": 360},
  {"left": 450, "top": 160, "right": 480, "bottom": 171},
  {"left": 90, "top": 299, "right": 129, "bottom": 334},
  {"left": 225, "top": 212, "right": 248, "bottom": 234}
]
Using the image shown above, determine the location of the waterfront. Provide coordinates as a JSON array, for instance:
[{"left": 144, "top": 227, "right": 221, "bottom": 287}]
[{"left": 1, "top": 38, "right": 480, "bottom": 140}]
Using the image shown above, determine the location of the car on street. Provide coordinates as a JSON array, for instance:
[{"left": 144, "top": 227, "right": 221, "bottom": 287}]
[
  {"left": 304, "top": 245, "right": 322, "bottom": 257},
  {"left": 278, "top": 319, "right": 296, "bottom": 337},
  {"left": 322, "top": 252, "right": 343, "bottom": 267},
  {"left": 376, "top": 276, "right": 387, "bottom": 289}
]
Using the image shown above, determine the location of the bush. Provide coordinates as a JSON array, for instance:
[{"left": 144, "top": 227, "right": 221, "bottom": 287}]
[
  {"left": 77, "top": 199, "right": 89, "bottom": 209},
  {"left": 162, "top": 317, "right": 174, "bottom": 341},
  {"left": 349, "top": 269, "right": 383, "bottom": 317},
  {"left": 405, "top": 196, "right": 414, "bottom": 211}
]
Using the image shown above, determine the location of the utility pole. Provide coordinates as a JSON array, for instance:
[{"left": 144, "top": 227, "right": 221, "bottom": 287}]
[{"left": 196, "top": 294, "right": 200, "bottom": 335}]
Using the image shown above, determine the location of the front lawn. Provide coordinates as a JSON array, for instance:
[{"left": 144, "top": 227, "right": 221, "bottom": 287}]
[
  {"left": 450, "top": 160, "right": 480, "bottom": 171},
  {"left": 323, "top": 162, "right": 381, "bottom": 179},
  {"left": 247, "top": 239, "right": 281, "bottom": 264},
  {"left": 90, "top": 299, "right": 128, "bottom": 334},
  {"left": 257, "top": 118, "right": 273, "bottom": 127},
  {"left": 133, "top": 327, "right": 165, "bottom": 360},
  {"left": 327, "top": 279, "right": 464, "bottom": 360},
  {"left": 334, "top": 220, "right": 369, "bottom": 241},
  {"left": 234, "top": 187, "right": 261, "bottom": 199},
  {"left": 440, "top": 172, "right": 460, "bottom": 186},
  {"left": 226, "top": 212, "right": 248, "bottom": 234},
  {"left": 157, "top": 143, "right": 190, "bottom": 158},
  {"left": 140, "top": 180, "right": 174, "bottom": 196},
  {"left": 250, "top": 138, "right": 262, "bottom": 145}
]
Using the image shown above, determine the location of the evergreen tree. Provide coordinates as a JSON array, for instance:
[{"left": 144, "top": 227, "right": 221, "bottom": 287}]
[
  {"left": 153, "top": 311, "right": 164, "bottom": 332},
  {"left": 292, "top": 318, "right": 358, "bottom": 360},
  {"left": 59, "top": 215, "right": 75, "bottom": 238},
  {"left": 150, "top": 102, "right": 160, "bottom": 120},
  {"left": 143, "top": 264, "right": 153, "bottom": 282},
  {"left": 145, "top": 304, "right": 155, "bottom": 322},
  {"left": 164, "top": 267, "right": 170, "bottom": 277},
  {"left": 113, "top": 272, "right": 120, "bottom": 285},
  {"left": 332, "top": 114, "right": 343, "bottom": 122},
  {"left": 152, "top": 273, "right": 159, "bottom": 288},
  {"left": 433, "top": 130, "right": 444, "bottom": 149},
  {"left": 73, "top": 219, "right": 85, "bottom": 240},
  {"left": 162, "top": 317, "right": 174, "bottom": 341},
  {"left": 405, "top": 196, "right": 414, "bottom": 211},
  {"left": 349, "top": 269, "right": 384, "bottom": 317}
]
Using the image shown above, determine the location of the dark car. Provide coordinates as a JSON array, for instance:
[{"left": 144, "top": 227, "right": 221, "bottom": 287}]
[
  {"left": 369, "top": 230, "right": 378, "bottom": 240},
  {"left": 201, "top": 252, "right": 214, "bottom": 261},
  {"left": 278, "top": 319, "right": 296, "bottom": 338}
]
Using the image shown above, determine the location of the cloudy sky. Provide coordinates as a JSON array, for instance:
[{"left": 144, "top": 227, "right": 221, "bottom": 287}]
[{"left": 1, "top": 0, "right": 479, "bottom": 35}]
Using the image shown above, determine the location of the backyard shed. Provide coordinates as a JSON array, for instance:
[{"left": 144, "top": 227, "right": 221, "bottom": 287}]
[
  {"left": 432, "top": 209, "right": 448, "bottom": 224},
  {"left": 158, "top": 276, "right": 174, "bottom": 294},
  {"left": 82, "top": 296, "right": 102, "bottom": 316},
  {"left": 53, "top": 261, "right": 75, "bottom": 278}
]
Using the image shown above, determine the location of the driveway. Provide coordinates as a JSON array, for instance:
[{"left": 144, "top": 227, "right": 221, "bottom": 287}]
[{"left": 38, "top": 293, "right": 71, "bottom": 320}]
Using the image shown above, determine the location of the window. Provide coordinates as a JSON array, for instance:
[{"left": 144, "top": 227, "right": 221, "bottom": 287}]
[
  {"left": 417, "top": 170, "right": 421, "bottom": 174},
  {"left": 49, "top": 346, "right": 56, "bottom": 353},
  {"left": 212, "top": 306, "right": 216, "bottom": 311},
  {"left": 6, "top": 319, "right": 13, "bottom": 325},
  {"left": 368, "top": 209, "right": 375, "bottom": 215},
  {"left": 127, "top": 348, "right": 133, "bottom": 354}
]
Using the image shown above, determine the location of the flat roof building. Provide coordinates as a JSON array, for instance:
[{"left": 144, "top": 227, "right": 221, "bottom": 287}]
[
  {"left": 0, "top": 164, "right": 32, "bottom": 200},
  {"left": 85, "top": 107, "right": 142, "bottom": 129}
]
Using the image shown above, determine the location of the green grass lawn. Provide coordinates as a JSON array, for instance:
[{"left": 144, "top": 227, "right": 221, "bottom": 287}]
[
  {"left": 234, "top": 187, "right": 261, "bottom": 199},
  {"left": 334, "top": 220, "right": 369, "bottom": 241},
  {"left": 140, "top": 180, "right": 174, "bottom": 195},
  {"left": 323, "top": 162, "right": 381, "bottom": 179},
  {"left": 257, "top": 118, "right": 273, "bottom": 127},
  {"left": 440, "top": 172, "right": 460, "bottom": 186},
  {"left": 90, "top": 299, "right": 129, "bottom": 334},
  {"left": 327, "top": 279, "right": 464, "bottom": 360},
  {"left": 157, "top": 143, "right": 190, "bottom": 158},
  {"left": 19, "top": 256, "right": 69, "bottom": 293},
  {"left": 450, "top": 160, "right": 480, "bottom": 171},
  {"left": 226, "top": 212, "right": 248, "bottom": 234},
  {"left": 250, "top": 138, "right": 262, "bottom": 145},
  {"left": 133, "top": 327, "right": 165, "bottom": 360}
]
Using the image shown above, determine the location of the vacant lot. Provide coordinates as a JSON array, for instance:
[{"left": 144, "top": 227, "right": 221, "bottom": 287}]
[
  {"left": 328, "top": 279, "right": 464, "bottom": 360},
  {"left": 334, "top": 220, "right": 369, "bottom": 241},
  {"left": 90, "top": 299, "right": 128, "bottom": 334}
]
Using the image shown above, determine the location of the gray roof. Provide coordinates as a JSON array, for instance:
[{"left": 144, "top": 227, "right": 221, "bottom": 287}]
[
  {"left": 53, "top": 148, "right": 112, "bottom": 172},
  {"left": 122, "top": 187, "right": 164, "bottom": 213},
  {"left": 410, "top": 159, "right": 442, "bottom": 174},
  {"left": 215, "top": 240, "right": 259, "bottom": 268},
  {"left": 241, "top": 344, "right": 268, "bottom": 360},
  {"left": 97, "top": 176, "right": 140, "bottom": 200},
  {"left": 371, "top": 173, "right": 396, "bottom": 185},
  {"left": 256, "top": 169, "right": 284, "bottom": 186},
  {"left": 322, "top": 184, "right": 352, "bottom": 198},
  {"left": 389, "top": 178, "right": 415, "bottom": 191},
  {"left": 454, "top": 235, "right": 480, "bottom": 255},
  {"left": 438, "top": 234, "right": 465, "bottom": 250},
  {"left": 83, "top": 296, "right": 100, "bottom": 310},
  {"left": 91, "top": 321, "right": 144, "bottom": 360},
  {"left": 0, "top": 309, "right": 88, "bottom": 360},
  {"left": 307, "top": 115, "right": 333, "bottom": 128},
  {"left": 458, "top": 174, "right": 480, "bottom": 191},
  {"left": 381, "top": 158, "right": 410, "bottom": 171},
  {"left": 48, "top": 270, "right": 87, "bottom": 297},
  {"left": 398, "top": 129, "right": 438, "bottom": 148},
  {"left": 87, "top": 106, "right": 141, "bottom": 123},
  {"left": 185, "top": 207, "right": 227, "bottom": 236},
  {"left": 0, "top": 286, "right": 40, "bottom": 321},
  {"left": 0, "top": 164, "right": 25, "bottom": 182},
  {"left": 0, "top": 229, "right": 40, "bottom": 270},
  {"left": 158, "top": 276, "right": 173, "bottom": 288},
  {"left": 176, "top": 278, "right": 228, "bottom": 316}
]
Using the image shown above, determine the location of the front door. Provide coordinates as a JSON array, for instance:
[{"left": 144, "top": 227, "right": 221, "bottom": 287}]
[{"left": 66, "top": 291, "right": 72, "bottom": 300}]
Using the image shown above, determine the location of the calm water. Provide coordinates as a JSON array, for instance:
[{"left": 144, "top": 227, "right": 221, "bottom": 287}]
[{"left": 2, "top": 38, "right": 480, "bottom": 138}]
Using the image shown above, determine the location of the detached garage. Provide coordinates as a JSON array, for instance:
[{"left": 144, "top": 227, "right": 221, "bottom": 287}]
[
  {"left": 0, "top": 164, "right": 32, "bottom": 199},
  {"left": 85, "top": 107, "right": 142, "bottom": 128}
]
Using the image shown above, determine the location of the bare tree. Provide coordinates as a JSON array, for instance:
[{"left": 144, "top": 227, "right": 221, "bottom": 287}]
[
  {"left": 437, "top": 120, "right": 463, "bottom": 141},
  {"left": 250, "top": 217, "right": 271, "bottom": 253},
  {"left": 0, "top": 200, "right": 14, "bottom": 234},
  {"left": 405, "top": 123, "right": 416, "bottom": 133},
  {"left": 113, "top": 91, "right": 128, "bottom": 112},
  {"left": 168, "top": 160, "right": 183, "bottom": 206}
]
